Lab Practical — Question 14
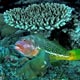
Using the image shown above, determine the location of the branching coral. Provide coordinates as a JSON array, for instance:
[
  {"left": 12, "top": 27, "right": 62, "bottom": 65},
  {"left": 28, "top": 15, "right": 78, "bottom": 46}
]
[
  {"left": 67, "top": 14, "right": 80, "bottom": 48},
  {"left": 3, "top": 3, "right": 73, "bottom": 35},
  {"left": 68, "top": 26, "right": 80, "bottom": 48}
]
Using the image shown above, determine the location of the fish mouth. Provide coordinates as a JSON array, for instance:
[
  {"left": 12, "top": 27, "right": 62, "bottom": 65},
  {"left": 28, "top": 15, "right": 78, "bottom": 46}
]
[{"left": 15, "top": 44, "right": 39, "bottom": 58}]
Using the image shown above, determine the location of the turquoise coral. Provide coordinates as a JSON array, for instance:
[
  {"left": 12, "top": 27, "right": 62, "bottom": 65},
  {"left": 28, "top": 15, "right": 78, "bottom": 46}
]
[
  {"left": 69, "top": 26, "right": 80, "bottom": 48},
  {"left": 3, "top": 3, "right": 74, "bottom": 35}
]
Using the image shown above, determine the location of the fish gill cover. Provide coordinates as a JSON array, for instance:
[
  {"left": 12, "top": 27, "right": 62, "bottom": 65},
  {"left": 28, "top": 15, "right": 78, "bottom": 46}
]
[{"left": 3, "top": 3, "right": 73, "bottom": 33}]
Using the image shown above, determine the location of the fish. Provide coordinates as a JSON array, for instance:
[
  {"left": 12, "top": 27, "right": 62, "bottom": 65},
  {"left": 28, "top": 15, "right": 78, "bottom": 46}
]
[{"left": 15, "top": 39, "right": 39, "bottom": 57}]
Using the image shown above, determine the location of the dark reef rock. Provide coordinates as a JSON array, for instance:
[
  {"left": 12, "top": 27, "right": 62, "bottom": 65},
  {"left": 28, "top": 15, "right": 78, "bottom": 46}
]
[
  {"left": 0, "top": 0, "right": 80, "bottom": 12},
  {"left": 0, "top": 0, "right": 70, "bottom": 13}
]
